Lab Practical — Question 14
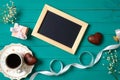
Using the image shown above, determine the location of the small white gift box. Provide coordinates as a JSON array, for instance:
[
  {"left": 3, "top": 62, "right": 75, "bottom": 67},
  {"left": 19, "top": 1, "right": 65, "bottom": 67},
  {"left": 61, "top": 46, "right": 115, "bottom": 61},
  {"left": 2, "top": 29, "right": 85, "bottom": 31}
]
[{"left": 10, "top": 23, "right": 28, "bottom": 40}]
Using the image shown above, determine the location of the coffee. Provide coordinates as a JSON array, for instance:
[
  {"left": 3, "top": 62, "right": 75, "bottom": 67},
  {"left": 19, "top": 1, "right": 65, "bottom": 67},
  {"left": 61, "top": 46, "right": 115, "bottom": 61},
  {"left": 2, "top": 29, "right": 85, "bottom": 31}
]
[{"left": 6, "top": 54, "right": 21, "bottom": 68}]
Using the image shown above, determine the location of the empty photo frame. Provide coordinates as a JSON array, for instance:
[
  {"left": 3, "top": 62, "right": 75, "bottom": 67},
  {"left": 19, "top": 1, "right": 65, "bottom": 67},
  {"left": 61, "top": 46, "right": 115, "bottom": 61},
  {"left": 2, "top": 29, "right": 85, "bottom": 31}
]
[{"left": 32, "top": 4, "right": 88, "bottom": 54}]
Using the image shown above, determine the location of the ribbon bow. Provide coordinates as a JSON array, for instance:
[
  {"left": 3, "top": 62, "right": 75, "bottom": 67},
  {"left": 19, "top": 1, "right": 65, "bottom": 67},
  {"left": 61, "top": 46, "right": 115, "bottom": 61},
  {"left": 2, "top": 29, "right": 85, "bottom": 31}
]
[{"left": 10, "top": 23, "right": 27, "bottom": 40}]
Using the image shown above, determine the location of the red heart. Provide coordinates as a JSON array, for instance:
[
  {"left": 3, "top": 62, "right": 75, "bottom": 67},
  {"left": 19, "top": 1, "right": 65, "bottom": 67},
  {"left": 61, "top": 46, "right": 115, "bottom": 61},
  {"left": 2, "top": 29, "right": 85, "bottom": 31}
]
[
  {"left": 88, "top": 32, "right": 103, "bottom": 45},
  {"left": 24, "top": 53, "right": 37, "bottom": 65}
]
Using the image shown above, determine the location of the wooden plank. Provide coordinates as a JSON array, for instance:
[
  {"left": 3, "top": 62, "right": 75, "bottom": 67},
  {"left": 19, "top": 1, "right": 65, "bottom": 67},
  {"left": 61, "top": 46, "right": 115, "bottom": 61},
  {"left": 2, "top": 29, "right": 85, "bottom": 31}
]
[
  {"left": 0, "top": 34, "right": 117, "bottom": 47},
  {"left": 13, "top": 10, "right": 120, "bottom": 23},
  {"left": 12, "top": 0, "right": 120, "bottom": 9}
]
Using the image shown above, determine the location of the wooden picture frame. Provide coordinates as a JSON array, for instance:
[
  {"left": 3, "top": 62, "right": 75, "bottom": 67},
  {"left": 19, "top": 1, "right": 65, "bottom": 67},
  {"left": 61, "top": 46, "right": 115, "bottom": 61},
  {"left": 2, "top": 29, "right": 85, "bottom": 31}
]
[{"left": 32, "top": 4, "right": 88, "bottom": 54}]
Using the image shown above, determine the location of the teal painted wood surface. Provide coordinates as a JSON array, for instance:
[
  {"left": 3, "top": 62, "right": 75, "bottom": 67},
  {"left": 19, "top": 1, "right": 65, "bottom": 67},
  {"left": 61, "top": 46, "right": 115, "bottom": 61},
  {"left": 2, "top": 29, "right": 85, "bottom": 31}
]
[{"left": 0, "top": 0, "right": 120, "bottom": 80}]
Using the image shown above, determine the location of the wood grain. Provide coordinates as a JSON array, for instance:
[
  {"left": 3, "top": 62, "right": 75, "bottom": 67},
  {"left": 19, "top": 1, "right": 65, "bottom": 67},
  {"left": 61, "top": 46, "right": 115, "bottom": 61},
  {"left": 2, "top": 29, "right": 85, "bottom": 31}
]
[{"left": 0, "top": 0, "right": 120, "bottom": 80}]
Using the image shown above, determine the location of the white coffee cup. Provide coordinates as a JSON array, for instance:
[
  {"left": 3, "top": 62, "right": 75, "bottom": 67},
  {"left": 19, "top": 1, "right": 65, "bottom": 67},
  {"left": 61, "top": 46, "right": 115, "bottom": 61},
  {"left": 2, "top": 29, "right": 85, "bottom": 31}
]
[{"left": 5, "top": 53, "right": 23, "bottom": 73}]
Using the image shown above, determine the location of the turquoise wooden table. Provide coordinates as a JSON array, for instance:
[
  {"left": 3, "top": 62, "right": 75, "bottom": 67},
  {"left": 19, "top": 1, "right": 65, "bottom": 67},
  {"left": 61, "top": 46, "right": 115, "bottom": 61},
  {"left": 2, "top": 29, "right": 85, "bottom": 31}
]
[{"left": 0, "top": 0, "right": 120, "bottom": 80}]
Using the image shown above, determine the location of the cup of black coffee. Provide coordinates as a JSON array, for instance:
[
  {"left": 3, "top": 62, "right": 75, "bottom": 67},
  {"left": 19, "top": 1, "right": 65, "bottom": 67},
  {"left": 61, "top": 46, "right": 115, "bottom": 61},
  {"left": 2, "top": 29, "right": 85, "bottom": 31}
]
[{"left": 6, "top": 53, "right": 23, "bottom": 71}]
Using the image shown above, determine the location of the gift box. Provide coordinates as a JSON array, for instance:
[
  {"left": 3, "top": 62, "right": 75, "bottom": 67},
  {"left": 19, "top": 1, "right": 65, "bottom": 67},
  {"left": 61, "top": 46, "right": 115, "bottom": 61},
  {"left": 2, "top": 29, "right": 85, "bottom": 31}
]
[
  {"left": 113, "top": 29, "right": 120, "bottom": 42},
  {"left": 10, "top": 23, "right": 28, "bottom": 40}
]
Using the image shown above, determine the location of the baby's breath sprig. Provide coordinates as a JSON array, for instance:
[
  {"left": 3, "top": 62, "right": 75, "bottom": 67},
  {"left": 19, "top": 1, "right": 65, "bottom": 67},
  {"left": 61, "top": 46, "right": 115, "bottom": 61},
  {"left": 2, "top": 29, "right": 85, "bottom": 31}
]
[
  {"left": 0, "top": 0, "right": 17, "bottom": 24},
  {"left": 103, "top": 50, "right": 120, "bottom": 80}
]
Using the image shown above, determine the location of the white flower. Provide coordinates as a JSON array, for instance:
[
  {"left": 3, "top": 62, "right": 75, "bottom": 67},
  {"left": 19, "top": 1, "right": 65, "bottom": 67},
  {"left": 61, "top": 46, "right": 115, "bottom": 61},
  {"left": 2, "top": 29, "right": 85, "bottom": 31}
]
[{"left": 0, "top": 0, "right": 17, "bottom": 24}]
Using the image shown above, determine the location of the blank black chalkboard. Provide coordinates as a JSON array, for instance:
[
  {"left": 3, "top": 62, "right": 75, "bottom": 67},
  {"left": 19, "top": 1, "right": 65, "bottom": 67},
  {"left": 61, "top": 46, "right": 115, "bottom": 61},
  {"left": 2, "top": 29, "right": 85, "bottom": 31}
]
[
  {"left": 38, "top": 11, "right": 81, "bottom": 48},
  {"left": 32, "top": 4, "right": 88, "bottom": 54}
]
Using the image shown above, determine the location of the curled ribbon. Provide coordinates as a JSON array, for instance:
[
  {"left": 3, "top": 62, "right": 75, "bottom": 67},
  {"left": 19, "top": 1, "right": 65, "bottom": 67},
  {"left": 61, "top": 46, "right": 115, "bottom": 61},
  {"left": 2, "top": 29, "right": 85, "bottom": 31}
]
[
  {"left": 30, "top": 29, "right": 120, "bottom": 80},
  {"left": 30, "top": 44, "right": 120, "bottom": 80},
  {"left": 10, "top": 23, "right": 27, "bottom": 40}
]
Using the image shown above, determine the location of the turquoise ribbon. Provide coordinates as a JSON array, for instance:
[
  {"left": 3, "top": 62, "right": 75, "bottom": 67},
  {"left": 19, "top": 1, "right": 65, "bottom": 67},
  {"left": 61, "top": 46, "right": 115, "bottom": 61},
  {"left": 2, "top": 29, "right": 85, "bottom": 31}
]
[{"left": 30, "top": 29, "right": 120, "bottom": 80}]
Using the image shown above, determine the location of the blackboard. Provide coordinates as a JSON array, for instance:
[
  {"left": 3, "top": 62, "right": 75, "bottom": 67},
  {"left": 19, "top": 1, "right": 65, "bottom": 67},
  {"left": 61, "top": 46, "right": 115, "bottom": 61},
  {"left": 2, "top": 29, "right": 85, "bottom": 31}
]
[
  {"left": 32, "top": 4, "right": 88, "bottom": 54},
  {"left": 38, "top": 11, "right": 81, "bottom": 48}
]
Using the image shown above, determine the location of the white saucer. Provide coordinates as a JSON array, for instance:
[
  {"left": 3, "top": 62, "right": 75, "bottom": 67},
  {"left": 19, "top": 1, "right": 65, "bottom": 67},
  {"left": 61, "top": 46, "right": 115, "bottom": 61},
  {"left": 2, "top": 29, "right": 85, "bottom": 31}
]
[{"left": 0, "top": 43, "right": 34, "bottom": 80}]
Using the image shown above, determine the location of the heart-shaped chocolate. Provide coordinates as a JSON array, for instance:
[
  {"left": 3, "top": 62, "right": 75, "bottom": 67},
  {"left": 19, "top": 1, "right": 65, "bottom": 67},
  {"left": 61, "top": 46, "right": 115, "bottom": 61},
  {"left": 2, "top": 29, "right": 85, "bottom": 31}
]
[
  {"left": 24, "top": 53, "right": 37, "bottom": 65},
  {"left": 88, "top": 32, "right": 103, "bottom": 45}
]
